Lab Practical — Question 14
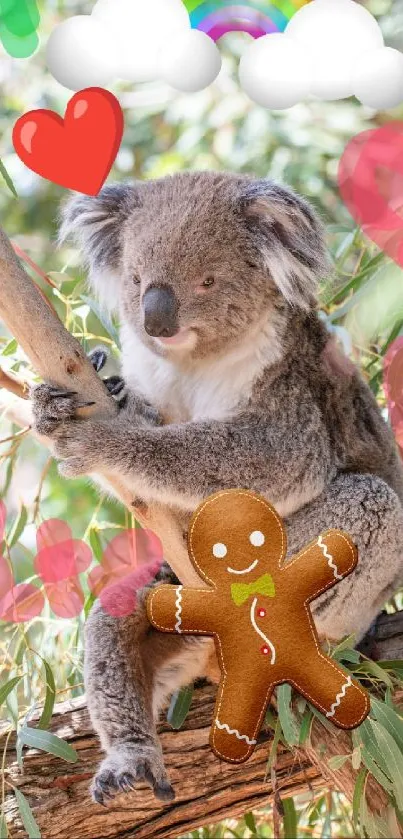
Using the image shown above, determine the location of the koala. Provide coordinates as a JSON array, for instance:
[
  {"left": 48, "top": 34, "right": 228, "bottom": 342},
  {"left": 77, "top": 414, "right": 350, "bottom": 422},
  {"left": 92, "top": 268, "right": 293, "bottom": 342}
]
[{"left": 31, "top": 172, "right": 403, "bottom": 804}]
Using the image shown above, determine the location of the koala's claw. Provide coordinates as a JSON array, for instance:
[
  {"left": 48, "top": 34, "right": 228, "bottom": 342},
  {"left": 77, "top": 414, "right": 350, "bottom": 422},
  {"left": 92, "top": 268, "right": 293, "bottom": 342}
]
[
  {"left": 105, "top": 375, "right": 125, "bottom": 397},
  {"left": 91, "top": 746, "right": 175, "bottom": 806},
  {"left": 89, "top": 347, "right": 108, "bottom": 373},
  {"left": 88, "top": 347, "right": 126, "bottom": 399}
]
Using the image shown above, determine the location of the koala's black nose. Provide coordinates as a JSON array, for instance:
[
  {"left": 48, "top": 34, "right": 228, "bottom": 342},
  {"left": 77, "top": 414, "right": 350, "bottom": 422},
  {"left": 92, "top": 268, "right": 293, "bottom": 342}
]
[{"left": 142, "top": 286, "right": 179, "bottom": 338}]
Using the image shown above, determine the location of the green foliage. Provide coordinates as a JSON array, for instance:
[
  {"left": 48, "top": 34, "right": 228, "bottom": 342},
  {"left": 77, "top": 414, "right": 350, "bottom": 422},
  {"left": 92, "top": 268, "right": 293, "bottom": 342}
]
[
  {"left": 18, "top": 727, "right": 77, "bottom": 763},
  {"left": 14, "top": 789, "right": 41, "bottom": 838},
  {"left": 277, "top": 683, "right": 299, "bottom": 747},
  {"left": 167, "top": 685, "right": 194, "bottom": 729},
  {"left": 282, "top": 798, "right": 298, "bottom": 839},
  {"left": 0, "top": 159, "right": 17, "bottom": 199}
]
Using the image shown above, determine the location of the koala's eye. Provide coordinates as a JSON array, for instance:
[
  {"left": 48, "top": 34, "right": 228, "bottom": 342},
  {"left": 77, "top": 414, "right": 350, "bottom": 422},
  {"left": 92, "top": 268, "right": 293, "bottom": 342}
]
[
  {"left": 213, "top": 542, "right": 227, "bottom": 558},
  {"left": 133, "top": 274, "right": 141, "bottom": 285},
  {"left": 250, "top": 531, "right": 265, "bottom": 547},
  {"left": 201, "top": 276, "right": 215, "bottom": 289}
]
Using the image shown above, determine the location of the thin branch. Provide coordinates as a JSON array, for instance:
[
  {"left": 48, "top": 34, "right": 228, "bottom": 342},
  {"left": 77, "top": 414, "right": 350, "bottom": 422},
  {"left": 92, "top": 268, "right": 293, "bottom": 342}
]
[
  {"left": 0, "top": 426, "right": 30, "bottom": 446},
  {"left": 0, "top": 367, "right": 28, "bottom": 400}
]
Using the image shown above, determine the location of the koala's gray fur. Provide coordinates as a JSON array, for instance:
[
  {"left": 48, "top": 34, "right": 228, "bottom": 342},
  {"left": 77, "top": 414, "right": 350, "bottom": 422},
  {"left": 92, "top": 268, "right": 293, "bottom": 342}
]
[{"left": 31, "top": 171, "right": 403, "bottom": 804}]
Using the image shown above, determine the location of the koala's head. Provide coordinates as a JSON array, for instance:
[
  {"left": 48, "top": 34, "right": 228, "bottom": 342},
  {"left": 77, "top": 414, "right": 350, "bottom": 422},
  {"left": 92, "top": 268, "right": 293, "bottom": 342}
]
[{"left": 60, "top": 172, "right": 329, "bottom": 361}]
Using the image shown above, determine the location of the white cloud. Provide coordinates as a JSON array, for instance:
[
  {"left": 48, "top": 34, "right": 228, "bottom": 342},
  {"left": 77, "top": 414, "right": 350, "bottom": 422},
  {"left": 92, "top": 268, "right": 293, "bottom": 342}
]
[
  {"left": 46, "top": 0, "right": 221, "bottom": 94},
  {"left": 46, "top": 0, "right": 403, "bottom": 111},
  {"left": 240, "top": 0, "right": 403, "bottom": 110}
]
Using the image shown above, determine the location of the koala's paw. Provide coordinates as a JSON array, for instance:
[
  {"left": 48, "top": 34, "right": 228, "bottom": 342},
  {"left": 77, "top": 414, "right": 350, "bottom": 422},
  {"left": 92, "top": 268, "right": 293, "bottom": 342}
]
[
  {"left": 31, "top": 384, "right": 106, "bottom": 478},
  {"left": 31, "top": 384, "right": 95, "bottom": 437},
  {"left": 123, "top": 392, "right": 163, "bottom": 427},
  {"left": 91, "top": 743, "right": 175, "bottom": 806}
]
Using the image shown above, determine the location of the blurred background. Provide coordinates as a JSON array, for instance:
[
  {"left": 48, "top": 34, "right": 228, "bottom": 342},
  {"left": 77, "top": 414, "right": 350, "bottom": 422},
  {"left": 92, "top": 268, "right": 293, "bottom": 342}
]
[{"left": 1, "top": 1, "right": 403, "bottom": 836}]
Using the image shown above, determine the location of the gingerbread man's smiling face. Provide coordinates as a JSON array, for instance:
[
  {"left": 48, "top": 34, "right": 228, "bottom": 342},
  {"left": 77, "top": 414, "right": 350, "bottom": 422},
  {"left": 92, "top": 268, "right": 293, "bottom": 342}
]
[{"left": 188, "top": 489, "right": 287, "bottom": 588}]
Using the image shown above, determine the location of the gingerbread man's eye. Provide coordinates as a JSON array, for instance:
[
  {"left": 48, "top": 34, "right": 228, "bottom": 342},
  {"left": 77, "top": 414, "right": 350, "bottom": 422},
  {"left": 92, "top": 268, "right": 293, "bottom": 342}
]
[
  {"left": 213, "top": 542, "right": 227, "bottom": 559},
  {"left": 250, "top": 531, "right": 265, "bottom": 547}
]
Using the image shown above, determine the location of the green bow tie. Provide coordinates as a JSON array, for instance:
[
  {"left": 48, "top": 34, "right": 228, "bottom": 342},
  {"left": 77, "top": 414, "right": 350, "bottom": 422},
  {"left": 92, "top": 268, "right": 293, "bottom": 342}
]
[{"left": 231, "top": 573, "right": 275, "bottom": 607}]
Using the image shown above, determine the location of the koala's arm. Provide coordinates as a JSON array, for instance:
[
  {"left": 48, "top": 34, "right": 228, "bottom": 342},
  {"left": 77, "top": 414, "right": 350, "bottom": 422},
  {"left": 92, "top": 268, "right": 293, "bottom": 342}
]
[
  {"left": 284, "top": 530, "right": 358, "bottom": 602},
  {"left": 147, "top": 585, "right": 220, "bottom": 634},
  {"left": 32, "top": 390, "right": 334, "bottom": 511}
]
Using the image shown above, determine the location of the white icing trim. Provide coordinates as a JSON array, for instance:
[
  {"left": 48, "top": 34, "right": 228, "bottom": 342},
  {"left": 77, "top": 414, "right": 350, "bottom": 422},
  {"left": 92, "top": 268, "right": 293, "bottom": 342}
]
[
  {"left": 227, "top": 558, "right": 259, "bottom": 576},
  {"left": 250, "top": 597, "right": 276, "bottom": 664},
  {"left": 175, "top": 585, "right": 183, "bottom": 633},
  {"left": 326, "top": 676, "right": 353, "bottom": 718},
  {"left": 215, "top": 719, "right": 257, "bottom": 746},
  {"left": 317, "top": 535, "right": 343, "bottom": 580}
]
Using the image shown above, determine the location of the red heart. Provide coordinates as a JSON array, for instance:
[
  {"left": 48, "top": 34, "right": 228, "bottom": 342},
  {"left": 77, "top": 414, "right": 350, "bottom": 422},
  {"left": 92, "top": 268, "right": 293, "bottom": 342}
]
[
  {"left": 338, "top": 122, "right": 403, "bottom": 267},
  {"left": 12, "top": 87, "right": 124, "bottom": 196}
]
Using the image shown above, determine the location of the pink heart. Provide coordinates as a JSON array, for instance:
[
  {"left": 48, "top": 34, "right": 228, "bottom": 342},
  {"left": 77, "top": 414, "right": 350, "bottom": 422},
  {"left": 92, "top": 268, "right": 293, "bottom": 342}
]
[{"left": 338, "top": 122, "right": 403, "bottom": 267}]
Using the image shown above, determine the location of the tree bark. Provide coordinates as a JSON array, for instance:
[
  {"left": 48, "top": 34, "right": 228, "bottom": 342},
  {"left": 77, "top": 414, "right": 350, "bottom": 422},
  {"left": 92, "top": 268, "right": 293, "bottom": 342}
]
[{"left": 2, "top": 682, "right": 391, "bottom": 839}]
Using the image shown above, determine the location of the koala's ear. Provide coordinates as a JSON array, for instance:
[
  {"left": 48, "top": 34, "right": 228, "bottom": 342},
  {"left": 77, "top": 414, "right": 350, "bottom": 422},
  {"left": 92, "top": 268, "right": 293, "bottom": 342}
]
[
  {"left": 240, "top": 180, "right": 330, "bottom": 310},
  {"left": 59, "top": 184, "right": 142, "bottom": 313}
]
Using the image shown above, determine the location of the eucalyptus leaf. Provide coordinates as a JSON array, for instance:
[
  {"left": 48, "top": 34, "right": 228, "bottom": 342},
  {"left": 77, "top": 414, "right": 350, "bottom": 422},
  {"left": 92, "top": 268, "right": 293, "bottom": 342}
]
[
  {"left": 277, "top": 684, "right": 299, "bottom": 746},
  {"left": 327, "top": 754, "right": 350, "bottom": 771},
  {"left": 14, "top": 789, "right": 41, "bottom": 838},
  {"left": 360, "top": 746, "right": 394, "bottom": 793},
  {"left": 334, "top": 648, "right": 361, "bottom": 665},
  {"left": 2, "top": 339, "right": 17, "bottom": 357},
  {"left": 0, "top": 158, "right": 18, "bottom": 198},
  {"left": 267, "top": 715, "right": 282, "bottom": 772},
  {"left": 19, "top": 727, "right": 78, "bottom": 763},
  {"left": 244, "top": 811, "right": 257, "bottom": 835},
  {"left": 298, "top": 710, "right": 313, "bottom": 746},
  {"left": 307, "top": 703, "right": 335, "bottom": 734},
  {"left": 84, "top": 592, "right": 96, "bottom": 618},
  {"left": 330, "top": 634, "right": 357, "bottom": 658},
  {"left": 359, "top": 718, "right": 394, "bottom": 785},
  {"left": 352, "top": 768, "right": 367, "bottom": 828},
  {"left": 308, "top": 794, "right": 325, "bottom": 827},
  {"left": 7, "top": 506, "right": 28, "bottom": 548},
  {"left": 355, "top": 659, "right": 394, "bottom": 689},
  {"left": 89, "top": 528, "right": 103, "bottom": 562},
  {"left": 370, "top": 719, "right": 403, "bottom": 810},
  {"left": 37, "top": 660, "right": 56, "bottom": 731},
  {"left": 282, "top": 797, "right": 298, "bottom": 839},
  {"left": 167, "top": 685, "right": 194, "bottom": 730},
  {"left": 0, "top": 676, "right": 22, "bottom": 707},
  {"left": 370, "top": 697, "right": 403, "bottom": 754},
  {"left": 0, "top": 814, "right": 8, "bottom": 838}
]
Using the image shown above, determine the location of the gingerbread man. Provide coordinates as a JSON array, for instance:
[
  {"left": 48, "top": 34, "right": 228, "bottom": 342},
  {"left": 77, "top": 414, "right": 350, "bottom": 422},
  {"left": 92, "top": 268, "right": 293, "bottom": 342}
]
[{"left": 147, "top": 490, "right": 370, "bottom": 763}]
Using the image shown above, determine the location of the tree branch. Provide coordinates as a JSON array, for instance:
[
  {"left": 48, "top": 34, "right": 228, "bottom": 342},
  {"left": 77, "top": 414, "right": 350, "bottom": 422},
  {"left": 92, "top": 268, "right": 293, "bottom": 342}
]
[{"left": 2, "top": 683, "right": 394, "bottom": 839}]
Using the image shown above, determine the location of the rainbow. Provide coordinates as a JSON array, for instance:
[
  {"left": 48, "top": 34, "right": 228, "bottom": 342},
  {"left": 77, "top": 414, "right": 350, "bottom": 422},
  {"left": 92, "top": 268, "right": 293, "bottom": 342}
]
[{"left": 183, "top": 0, "right": 310, "bottom": 42}]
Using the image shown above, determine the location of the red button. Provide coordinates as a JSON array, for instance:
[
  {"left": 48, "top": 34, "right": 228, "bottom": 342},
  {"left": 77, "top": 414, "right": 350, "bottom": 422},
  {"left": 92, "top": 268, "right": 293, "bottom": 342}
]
[
  {"left": 261, "top": 645, "right": 269, "bottom": 655},
  {"left": 258, "top": 608, "right": 266, "bottom": 618}
]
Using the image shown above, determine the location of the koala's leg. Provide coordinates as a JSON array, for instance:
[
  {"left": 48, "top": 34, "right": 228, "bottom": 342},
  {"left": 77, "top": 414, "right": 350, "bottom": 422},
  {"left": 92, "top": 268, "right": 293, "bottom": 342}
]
[
  {"left": 85, "top": 581, "right": 212, "bottom": 805},
  {"left": 284, "top": 473, "right": 403, "bottom": 642}
]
